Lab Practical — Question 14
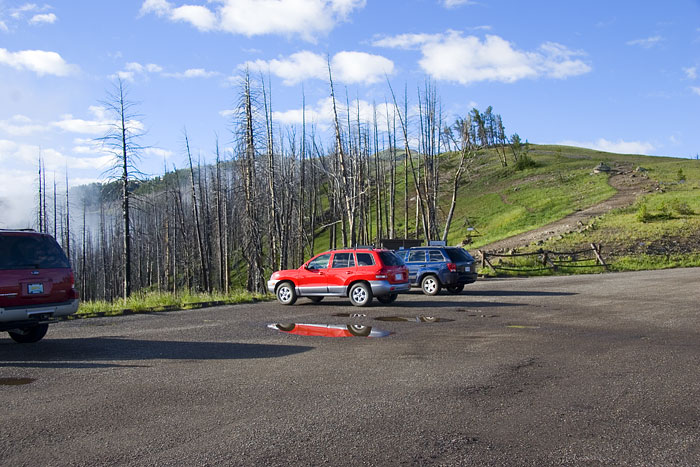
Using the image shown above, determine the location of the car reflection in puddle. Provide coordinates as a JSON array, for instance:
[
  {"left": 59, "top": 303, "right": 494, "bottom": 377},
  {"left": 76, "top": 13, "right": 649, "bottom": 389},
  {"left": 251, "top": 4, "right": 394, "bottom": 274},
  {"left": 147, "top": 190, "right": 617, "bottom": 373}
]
[{"left": 268, "top": 323, "right": 390, "bottom": 338}]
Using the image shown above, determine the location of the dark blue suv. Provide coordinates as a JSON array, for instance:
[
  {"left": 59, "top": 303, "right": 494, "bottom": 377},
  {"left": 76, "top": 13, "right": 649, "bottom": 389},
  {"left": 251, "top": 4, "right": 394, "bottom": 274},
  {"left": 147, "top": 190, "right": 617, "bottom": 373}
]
[{"left": 395, "top": 246, "right": 477, "bottom": 295}]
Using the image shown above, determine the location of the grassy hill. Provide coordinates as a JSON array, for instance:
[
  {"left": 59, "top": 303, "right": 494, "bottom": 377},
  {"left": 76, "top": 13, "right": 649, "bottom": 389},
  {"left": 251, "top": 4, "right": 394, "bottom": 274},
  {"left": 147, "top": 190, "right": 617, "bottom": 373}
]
[{"left": 316, "top": 144, "right": 700, "bottom": 273}]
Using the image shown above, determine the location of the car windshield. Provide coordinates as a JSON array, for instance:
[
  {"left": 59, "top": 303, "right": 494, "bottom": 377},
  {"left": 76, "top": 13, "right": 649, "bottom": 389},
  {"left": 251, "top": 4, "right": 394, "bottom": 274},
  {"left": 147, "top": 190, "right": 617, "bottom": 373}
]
[
  {"left": 445, "top": 248, "right": 473, "bottom": 263},
  {"left": 378, "top": 251, "right": 404, "bottom": 266},
  {"left": 0, "top": 235, "right": 71, "bottom": 270}
]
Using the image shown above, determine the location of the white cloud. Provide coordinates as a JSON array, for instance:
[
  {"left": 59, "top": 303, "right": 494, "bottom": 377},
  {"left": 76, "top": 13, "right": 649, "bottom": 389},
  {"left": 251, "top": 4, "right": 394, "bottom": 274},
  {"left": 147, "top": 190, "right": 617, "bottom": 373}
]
[
  {"left": 269, "top": 96, "right": 398, "bottom": 130},
  {"left": 684, "top": 67, "right": 697, "bottom": 80},
  {"left": 243, "top": 50, "right": 394, "bottom": 85},
  {"left": 0, "top": 115, "right": 48, "bottom": 136},
  {"left": 244, "top": 51, "right": 327, "bottom": 85},
  {"left": 442, "top": 0, "right": 475, "bottom": 8},
  {"left": 691, "top": 86, "right": 700, "bottom": 96},
  {"left": 331, "top": 51, "right": 394, "bottom": 84},
  {"left": 114, "top": 61, "right": 163, "bottom": 81},
  {"left": 0, "top": 48, "right": 78, "bottom": 76},
  {"left": 51, "top": 106, "right": 144, "bottom": 136},
  {"left": 557, "top": 138, "right": 655, "bottom": 155},
  {"left": 30, "top": 13, "right": 57, "bottom": 24},
  {"left": 374, "top": 31, "right": 591, "bottom": 85},
  {"left": 626, "top": 36, "right": 663, "bottom": 48},
  {"left": 116, "top": 61, "right": 218, "bottom": 81},
  {"left": 163, "top": 67, "right": 219, "bottom": 79},
  {"left": 0, "top": 20, "right": 8, "bottom": 32},
  {"left": 170, "top": 4, "right": 217, "bottom": 31},
  {"left": 144, "top": 147, "right": 175, "bottom": 159},
  {"left": 140, "top": 0, "right": 366, "bottom": 41}
]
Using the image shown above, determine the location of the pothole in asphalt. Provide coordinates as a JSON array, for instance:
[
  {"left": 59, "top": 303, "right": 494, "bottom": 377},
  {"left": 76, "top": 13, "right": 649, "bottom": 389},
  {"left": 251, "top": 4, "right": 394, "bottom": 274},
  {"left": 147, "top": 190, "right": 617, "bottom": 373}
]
[
  {"left": 268, "top": 323, "right": 390, "bottom": 338},
  {"left": 455, "top": 309, "right": 499, "bottom": 317},
  {"left": 0, "top": 377, "right": 35, "bottom": 386}
]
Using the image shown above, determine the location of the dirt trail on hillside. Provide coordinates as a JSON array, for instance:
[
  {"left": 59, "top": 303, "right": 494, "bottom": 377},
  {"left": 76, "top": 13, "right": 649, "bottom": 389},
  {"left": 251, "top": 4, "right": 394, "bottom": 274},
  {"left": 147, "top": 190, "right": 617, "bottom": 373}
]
[{"left": 475, "top": 167, "right": 657, "bottom": 253}]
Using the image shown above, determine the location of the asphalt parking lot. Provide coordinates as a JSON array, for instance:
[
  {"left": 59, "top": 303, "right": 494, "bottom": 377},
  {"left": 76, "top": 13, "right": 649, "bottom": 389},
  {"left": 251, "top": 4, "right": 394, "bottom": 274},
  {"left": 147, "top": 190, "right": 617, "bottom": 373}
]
[{"left": 2, "top": 268, "right": 699, "bottom": 466}]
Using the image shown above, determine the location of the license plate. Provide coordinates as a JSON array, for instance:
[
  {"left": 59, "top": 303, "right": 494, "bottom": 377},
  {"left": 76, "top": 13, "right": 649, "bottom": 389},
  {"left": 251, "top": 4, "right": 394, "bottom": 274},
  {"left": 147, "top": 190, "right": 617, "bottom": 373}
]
[
  {"left": 395, "top": 273, "right": 403, "bottom": 280},
  {"left": 28, "top": 283, "right": 44, "bottom": 294}
]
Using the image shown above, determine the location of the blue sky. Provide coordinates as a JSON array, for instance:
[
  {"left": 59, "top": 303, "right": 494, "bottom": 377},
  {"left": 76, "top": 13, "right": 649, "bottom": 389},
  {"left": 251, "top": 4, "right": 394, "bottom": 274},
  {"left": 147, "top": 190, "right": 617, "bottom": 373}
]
[{"left": 1, "top": 0, "right": 699, "bottom": 227}]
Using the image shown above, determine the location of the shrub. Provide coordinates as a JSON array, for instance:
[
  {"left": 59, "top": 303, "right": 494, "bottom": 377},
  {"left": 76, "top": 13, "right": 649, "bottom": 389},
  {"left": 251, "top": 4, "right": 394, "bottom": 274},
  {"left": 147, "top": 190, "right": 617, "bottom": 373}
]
[
  {"left": 671, "top": 199, "right": 694, "bottom": 216},
  {"left": 636, "top": 203, "right": 651, "bottom": 223},
  {"left": 677, "top": 168, "right": 686, "bottom": 182},
  {"left": 515, "top": 154, "right": 538, "bottom": 171}
]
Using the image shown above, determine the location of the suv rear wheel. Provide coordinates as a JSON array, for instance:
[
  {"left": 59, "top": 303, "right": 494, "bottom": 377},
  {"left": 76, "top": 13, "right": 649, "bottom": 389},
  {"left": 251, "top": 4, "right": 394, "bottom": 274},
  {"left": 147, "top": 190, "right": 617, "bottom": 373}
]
[
  {"left": 348, "top": 282, "right": 373, "bottom": 307},
  {"left": 421, "top": 275, "right": 441, "bottom": 296},
  {"left": 8, "top": 323, "right": 49, "bottom": 344}
]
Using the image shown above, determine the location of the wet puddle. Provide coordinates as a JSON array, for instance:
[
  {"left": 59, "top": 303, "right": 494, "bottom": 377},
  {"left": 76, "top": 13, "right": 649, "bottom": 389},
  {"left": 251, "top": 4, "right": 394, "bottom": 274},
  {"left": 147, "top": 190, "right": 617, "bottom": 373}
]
[
  {"left": 0, "top": 377, "right": 35, "bottom": 386},
  {"left": 268, "top": 323, "right": 390, "bottom": 338},
  {"left": 333, "top": 313, "right": 449, "bottom": 323},
  {"left": 374, "top": 316, "right": 453, "bottom": 323}
]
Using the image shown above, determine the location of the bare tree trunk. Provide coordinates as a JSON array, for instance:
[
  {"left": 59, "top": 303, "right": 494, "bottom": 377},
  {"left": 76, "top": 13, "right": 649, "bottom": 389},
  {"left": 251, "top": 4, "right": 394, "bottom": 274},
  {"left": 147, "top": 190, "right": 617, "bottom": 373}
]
[
  {"left": 184, "top": 130, "right": 209, "bottom": 292},
  {"left": 328, "top": 59, "right": 355, "bottom": 247}
]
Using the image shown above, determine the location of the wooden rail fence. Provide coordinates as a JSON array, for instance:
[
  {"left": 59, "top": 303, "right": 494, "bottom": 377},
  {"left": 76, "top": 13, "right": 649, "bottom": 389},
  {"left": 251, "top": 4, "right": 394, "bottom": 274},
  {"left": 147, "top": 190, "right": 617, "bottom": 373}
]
[{"left": 478, "top": 243, "right": 607, "bottom": 274}]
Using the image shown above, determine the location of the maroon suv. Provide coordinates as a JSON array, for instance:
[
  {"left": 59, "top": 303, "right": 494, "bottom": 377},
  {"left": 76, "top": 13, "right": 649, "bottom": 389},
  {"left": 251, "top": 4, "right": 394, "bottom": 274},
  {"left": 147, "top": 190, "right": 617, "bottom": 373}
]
[{"left": 0, "top": 230, "right": 79, "bottom": 343}]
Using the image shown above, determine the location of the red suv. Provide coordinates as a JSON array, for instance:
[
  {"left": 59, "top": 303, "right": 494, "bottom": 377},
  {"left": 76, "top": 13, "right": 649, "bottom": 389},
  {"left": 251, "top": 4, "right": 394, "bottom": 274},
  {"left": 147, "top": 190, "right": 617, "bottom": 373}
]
[
  {"left": 267, "top": 247, "right": 409, "bottom": 307},
  {"left": 0, "top": 230, "right": 79, "bottom": 343}
]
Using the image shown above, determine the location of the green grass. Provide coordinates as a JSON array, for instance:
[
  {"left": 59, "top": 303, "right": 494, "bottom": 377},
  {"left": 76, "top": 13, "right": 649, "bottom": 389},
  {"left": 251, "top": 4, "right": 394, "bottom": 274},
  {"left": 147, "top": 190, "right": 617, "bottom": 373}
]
[
  {"left": 305, "top": 144, "right": 700, "bottom": 275},
  {"left": 77, "top": 289, "right": 269, "bottom": 317}
]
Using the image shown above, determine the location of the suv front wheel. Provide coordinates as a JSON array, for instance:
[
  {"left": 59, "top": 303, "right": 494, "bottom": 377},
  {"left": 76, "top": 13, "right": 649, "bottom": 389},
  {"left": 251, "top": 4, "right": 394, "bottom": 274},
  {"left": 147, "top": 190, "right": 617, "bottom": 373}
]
[
  {"left": 348, "top": 282, "right": 373, "bottom": 307},
  {"left": 276, "top": 282, "right": 297, "bottom": 305},
  {"left": 8, "top": 323, "right": 49, "bottom": 344}
]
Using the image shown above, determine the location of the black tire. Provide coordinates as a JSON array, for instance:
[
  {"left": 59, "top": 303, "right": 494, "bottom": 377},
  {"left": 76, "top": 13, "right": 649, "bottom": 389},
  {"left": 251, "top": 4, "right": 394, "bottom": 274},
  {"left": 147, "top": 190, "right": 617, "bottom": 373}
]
[
  {"left": 376, "top": 293, "right": 398, "bottom": 304},
  {"left": 276, "top": 282, "right": 297, "bottom": 305},
  {"left": 8, "top": 323, "right": 49, "bottom": 344},
  {"left": 446, "top": 284, "right": 464, "bottom": 294},
  {"left": 347, "top": 324, "right": 372, "bottom": 337},
  {"left": 276, "top": 323, "right": 296, "bottom": 332},
  {"left": 348, "top": 282, "right": 373, "bottom": 307},
  {"left": 421, "top": 275, "right": 441, "bottom": 296},
  {"left": 309, "top": 297, "right": 324, "bottom": 303}
]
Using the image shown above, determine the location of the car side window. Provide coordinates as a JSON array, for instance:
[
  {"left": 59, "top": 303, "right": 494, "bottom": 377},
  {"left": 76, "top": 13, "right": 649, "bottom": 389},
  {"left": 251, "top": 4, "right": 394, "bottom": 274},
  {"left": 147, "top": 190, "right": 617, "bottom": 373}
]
[
  {"left": 429, "top": 250, "right": 445, "bottom": 262},
  {"left": 406, "top": 250, "right": 426, "bottom": 263},
  {"left": 331, "top": 252, "right": 355, "bottom": 268},
  {"left": 307, "top": 253, "right": 331, "bottom": 269},
  {"left": 356, "top": 253, "right": 375, "bottom": 266}
]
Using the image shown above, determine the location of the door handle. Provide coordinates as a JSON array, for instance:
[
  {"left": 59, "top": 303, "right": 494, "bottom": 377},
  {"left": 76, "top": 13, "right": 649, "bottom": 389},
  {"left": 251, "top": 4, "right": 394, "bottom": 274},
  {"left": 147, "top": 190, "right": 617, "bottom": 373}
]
[{"left": 345, "top": 271, "right": 352, "bottom": 274}]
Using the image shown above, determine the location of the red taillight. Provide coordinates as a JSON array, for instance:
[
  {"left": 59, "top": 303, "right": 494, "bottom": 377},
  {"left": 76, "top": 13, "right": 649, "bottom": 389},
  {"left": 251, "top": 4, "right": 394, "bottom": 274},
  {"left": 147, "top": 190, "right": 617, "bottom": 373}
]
[
  {"left": 375, "top": 267, "right": 388, "bottom": 279},
  {"left": 447, "top": 263, "right": 457, "bottom": 272},
  {"left": 70, "top": 271, "right": 75, "bottom": 288}
]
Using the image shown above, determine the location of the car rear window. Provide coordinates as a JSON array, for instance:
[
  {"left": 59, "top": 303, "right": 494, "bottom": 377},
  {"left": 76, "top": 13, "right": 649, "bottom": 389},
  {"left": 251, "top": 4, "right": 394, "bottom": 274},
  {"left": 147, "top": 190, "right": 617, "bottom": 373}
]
[
  {"left": 378, "top": 251, "right": 404, "bottom": 267},
  {"left": 429, "top": 250, "right": 445, "bottom": 262},
  {"left": 0, "top": 234, "right": 71, "bottom": 270},
  {"left": 445, "top": 248, "right": 473, "bottom": 263}
]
